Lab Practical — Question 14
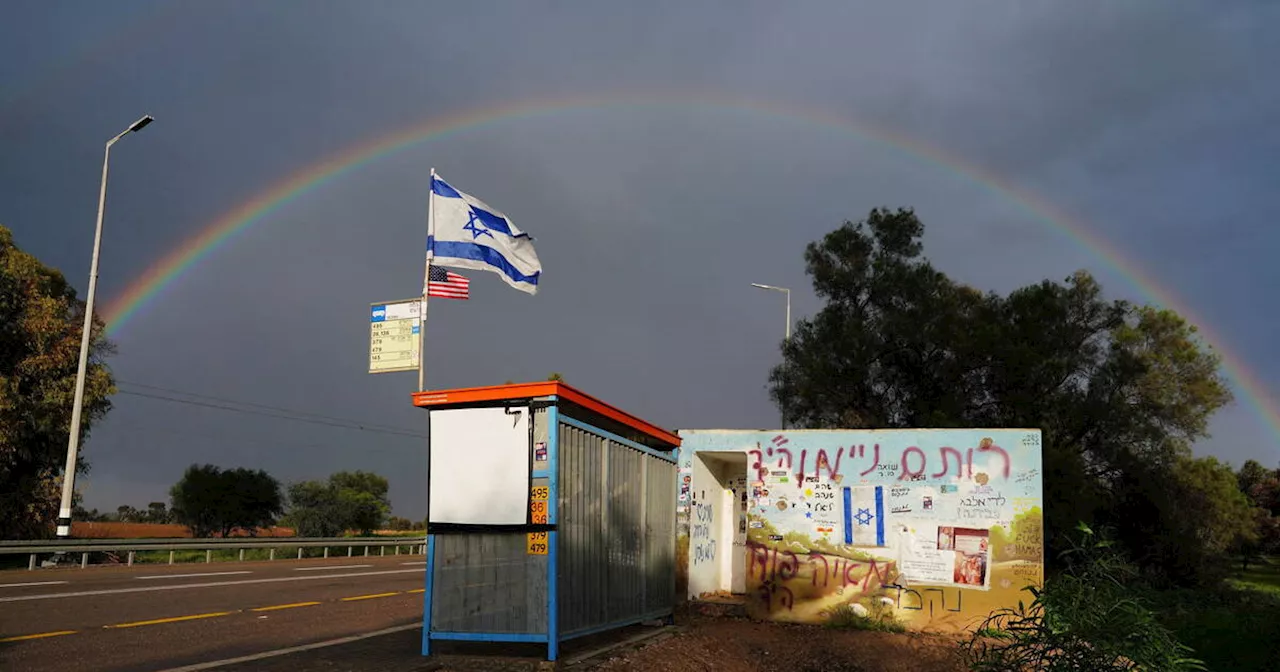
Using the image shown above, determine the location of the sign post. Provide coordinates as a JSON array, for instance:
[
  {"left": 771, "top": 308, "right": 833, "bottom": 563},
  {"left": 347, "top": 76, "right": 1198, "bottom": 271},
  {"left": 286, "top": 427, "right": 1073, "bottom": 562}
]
[{"left": 369, "top": 299, "right": 422, "bottom": 374}]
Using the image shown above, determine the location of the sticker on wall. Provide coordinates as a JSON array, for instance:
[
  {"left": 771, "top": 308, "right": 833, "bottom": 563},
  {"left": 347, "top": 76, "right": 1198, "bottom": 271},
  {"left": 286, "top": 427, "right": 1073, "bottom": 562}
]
[
  {"left": 534, "top": 442, "right": 548, "bottom": 462},
  {"left": 527, "top": 485, "right": 549, "bottom": 554},
  {"left": 526, "top": 530, "right": 549, "bottom": 555}
]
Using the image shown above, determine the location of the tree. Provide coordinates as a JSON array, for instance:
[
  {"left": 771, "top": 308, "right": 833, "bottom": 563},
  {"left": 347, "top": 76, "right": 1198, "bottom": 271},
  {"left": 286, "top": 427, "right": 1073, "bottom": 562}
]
[
  {"left": 169, "top": 464, "right": 284, "bottom": 537},
  {"left": 1237, "top": 459, "right": 1272, "bottom": 498},
  {"left": 770, "top": 209, "right": 1234, "bottom": 584},
  {"left": 285, "top": 470, "right": 392, "bottom": 537},
  {"left": 547, "top": 372, "right": 565, "bottom": 382},
  {"left": 146, "top": 501, "right": 172, "bottom": 524},
  {"left": 0, "top": 225, "right": 117, "bottom": 539}
]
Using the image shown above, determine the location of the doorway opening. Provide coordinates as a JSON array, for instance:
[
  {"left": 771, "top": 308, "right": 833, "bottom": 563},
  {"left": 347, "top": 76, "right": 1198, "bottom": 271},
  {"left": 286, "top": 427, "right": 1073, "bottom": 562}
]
[{"left": 688, "top": 451, "right": 748, "bottom": 601}]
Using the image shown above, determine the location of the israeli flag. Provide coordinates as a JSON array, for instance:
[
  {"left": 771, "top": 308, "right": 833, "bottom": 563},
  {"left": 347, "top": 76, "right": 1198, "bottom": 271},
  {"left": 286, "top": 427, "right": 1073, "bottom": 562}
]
[{"left": 427, "top": 174, "right": 541, "bottom": 295}]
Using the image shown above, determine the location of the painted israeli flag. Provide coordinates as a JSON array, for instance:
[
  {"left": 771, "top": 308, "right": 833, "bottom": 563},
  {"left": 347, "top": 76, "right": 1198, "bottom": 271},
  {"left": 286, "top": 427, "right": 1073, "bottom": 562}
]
[{"left": 427, "top": 173, "right": 541, "bottom": 295}]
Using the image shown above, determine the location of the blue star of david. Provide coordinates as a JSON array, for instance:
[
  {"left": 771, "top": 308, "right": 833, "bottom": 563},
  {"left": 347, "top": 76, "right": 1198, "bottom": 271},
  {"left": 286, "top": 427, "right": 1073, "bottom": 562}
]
[
  {"left": 462, "top": 208, "right": 495, "bottom": 240},
  {"left": 854, "top": 508, "right": 874, "bottom": 526}
]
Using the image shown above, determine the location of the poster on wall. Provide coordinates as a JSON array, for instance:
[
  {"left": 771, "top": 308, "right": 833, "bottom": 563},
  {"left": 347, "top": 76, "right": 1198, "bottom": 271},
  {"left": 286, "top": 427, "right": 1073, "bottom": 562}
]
[
  {"left": 897, "top": 523, "right": 991, "bottom": 588},
  {"left": 807, "top": 478, "right": 840, "bottom": 540}
]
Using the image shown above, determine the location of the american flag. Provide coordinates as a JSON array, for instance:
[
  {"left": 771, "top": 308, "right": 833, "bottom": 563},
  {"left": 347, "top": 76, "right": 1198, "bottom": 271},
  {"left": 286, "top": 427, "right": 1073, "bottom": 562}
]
[{"left": 427, "top": 266, "right": 470, "bottom": 300}]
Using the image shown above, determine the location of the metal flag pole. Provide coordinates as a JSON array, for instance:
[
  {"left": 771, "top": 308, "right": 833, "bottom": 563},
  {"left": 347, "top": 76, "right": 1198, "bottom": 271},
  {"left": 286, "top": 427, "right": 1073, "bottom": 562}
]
[{"left": 418, "top": 167, "right": 436, "bottom": 393}]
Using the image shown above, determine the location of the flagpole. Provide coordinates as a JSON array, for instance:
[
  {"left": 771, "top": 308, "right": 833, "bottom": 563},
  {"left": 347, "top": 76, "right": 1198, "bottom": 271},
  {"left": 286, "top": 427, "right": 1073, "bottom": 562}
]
[{"left": 419, "top": 167, "right": 436, "bottom": 392}]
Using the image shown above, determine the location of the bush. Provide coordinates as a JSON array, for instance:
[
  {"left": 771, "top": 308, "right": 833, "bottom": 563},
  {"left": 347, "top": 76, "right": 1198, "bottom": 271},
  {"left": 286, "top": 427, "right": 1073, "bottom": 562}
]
[{"left": 962, "top": 523, "right": 1205, "bottom": 672}]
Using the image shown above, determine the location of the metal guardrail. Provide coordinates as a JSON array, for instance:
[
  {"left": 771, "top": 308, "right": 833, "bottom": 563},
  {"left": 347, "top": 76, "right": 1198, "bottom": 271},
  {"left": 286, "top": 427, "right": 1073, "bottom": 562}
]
[{"left": 0, "top": 536, "right": 428, "bottom": 570}]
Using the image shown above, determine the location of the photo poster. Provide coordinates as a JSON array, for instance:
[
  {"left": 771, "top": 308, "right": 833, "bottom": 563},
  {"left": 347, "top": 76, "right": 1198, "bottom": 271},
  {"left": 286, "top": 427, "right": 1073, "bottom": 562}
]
[{"left": 898, "top": 523, "right": 991, "bottom": 589}]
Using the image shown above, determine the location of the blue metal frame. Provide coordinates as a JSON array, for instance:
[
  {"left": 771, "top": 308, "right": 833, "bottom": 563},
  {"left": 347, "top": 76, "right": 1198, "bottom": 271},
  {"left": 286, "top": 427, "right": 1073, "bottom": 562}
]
[
  {"left": 421, "top": 535, "right": 436, "bottom": 655},
  {"left": 558, "top": 414, "right": 677, "bottom": 464},
  {"left": 546, "top": 402, "right": 561, "bottom": 661}
]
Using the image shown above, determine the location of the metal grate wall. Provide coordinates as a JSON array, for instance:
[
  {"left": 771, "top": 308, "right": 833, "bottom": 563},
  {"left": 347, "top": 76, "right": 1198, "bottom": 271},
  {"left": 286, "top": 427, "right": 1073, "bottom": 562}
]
[
  {"left": 430, "top": 533, "right": 549, "bottom": 634},
  {"left": 558, "top": 422, "right": 676, "bottom": 637}
]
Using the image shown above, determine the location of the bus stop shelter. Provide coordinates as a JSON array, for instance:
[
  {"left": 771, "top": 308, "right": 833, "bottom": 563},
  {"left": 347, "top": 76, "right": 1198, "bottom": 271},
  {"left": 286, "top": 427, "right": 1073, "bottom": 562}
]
[{"left": 413, "top": 381, "right": 680, "bottom": 661}]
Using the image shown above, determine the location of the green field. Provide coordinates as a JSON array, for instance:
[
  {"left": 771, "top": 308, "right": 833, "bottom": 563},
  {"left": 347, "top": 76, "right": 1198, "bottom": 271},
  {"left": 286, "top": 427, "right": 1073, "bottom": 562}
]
[{"left": 1153, "top": 557, "right": 1280, "bottom": 672}]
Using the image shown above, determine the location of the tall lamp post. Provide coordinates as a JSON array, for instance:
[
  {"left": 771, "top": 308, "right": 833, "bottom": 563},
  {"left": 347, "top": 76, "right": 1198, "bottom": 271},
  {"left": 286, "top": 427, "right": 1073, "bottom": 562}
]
[
  {"left": 56, "top": 115, "right": 154, "bottom": 539},
  {"left": 751, "top": 283, "right": 791, "bottom": 429}
]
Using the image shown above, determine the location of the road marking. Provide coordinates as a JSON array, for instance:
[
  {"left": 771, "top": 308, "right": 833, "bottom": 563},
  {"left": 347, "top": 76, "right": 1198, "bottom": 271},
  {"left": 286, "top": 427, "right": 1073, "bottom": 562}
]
[
  {"left": 0, "top": 630, "right": 77, "bottom": 642},
  {"left": 400, "top": 561, "right": 427, "bottom": 566},
  {"left": 154, "top": 622, "right": 422, "bottom": 672},
  {"left": 105, "top": 612, "right": 235, "bottom": 629},
  {"left": 0, "top": 580, "right": 70, "bottom": 588},
  {"left": 250, "top": 601, "right": 321, "bottom": 612},
  {"left": 0, "top": 568, "right": 421, "bottom": 603},
  {"left": 340, "top": 591, "right": 400, "bottom": 601},
  {"left": 293, "top": 564, "right": 371, "bottom": 571},
  {"left": 407, "top": 588, "right": 425, "bottom": 593},
  {"left": 137, "top": 571, "right": 252, "bottom": 580}
]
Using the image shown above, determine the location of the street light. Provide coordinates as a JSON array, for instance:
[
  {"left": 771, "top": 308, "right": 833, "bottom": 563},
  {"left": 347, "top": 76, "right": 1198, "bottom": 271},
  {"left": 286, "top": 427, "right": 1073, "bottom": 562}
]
[
  {"left": 751, "top": 282, "right": 792, "bottom": 429},
  {"left": 750, "top": 283, "right": 791, "bottom": 342},
  {"left": 55, "top": 115, "right": 154, "bottom": 539}
]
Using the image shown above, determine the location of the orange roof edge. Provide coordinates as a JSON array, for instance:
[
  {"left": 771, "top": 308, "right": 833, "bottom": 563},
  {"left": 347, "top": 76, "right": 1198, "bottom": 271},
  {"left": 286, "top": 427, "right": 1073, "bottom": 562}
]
[{"left": 412, "top": 381, "right": 681, "bottom": 448}]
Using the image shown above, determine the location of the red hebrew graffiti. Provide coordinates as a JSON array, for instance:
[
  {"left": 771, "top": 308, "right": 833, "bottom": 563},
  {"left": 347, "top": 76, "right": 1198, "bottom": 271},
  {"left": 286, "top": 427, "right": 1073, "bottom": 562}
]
[
  {"left": 777, "top": 550, "right": 800, "bottom": 580},
  {"left": 807, "top": 553, "right": 828, "bottom": 587},
  {"left": 749, "top": 446, "right": 766, "bottom": 480},
  {"left": 978, "top": 438, "right": 1011, "bottom": 478},
  {"left": 899, "top": 446, "right": 926, "bottom": 480},
  {"left": 816, "top": 447, "right": 844, "bottom": 480},
  {"left": 932, "top": 446, "right": 964, "bottom": 478},
  {"left": 744, "top": 439, "right": 1014, "bottom": 486},
  {"left": 749, "top": 543, "right": 896, "bottom": 594},
  {"left": 859, "top": 444, "right": 881, "bottom": 476},
  {"left": 758, "top": 581, "right": 795, "bottom": 611}
]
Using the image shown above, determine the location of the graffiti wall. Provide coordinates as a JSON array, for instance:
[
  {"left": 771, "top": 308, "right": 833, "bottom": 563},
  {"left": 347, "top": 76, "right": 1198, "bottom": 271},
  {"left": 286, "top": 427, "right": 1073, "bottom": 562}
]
[{"left": 675, "top": 428, "right": 1043, "bottom": 633}]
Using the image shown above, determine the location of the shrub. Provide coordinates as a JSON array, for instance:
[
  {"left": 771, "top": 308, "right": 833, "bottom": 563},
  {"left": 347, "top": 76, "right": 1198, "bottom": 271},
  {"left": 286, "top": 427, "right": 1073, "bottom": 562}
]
[{"left": 962, "top": 523, "right": 1205, "bottom": 672}]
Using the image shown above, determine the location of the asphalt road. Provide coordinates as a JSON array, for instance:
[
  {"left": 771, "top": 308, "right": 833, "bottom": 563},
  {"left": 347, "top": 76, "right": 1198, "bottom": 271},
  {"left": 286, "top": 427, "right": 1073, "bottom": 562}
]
[{"left": 0, "top": 556, "right": 427, "bottom": 671}]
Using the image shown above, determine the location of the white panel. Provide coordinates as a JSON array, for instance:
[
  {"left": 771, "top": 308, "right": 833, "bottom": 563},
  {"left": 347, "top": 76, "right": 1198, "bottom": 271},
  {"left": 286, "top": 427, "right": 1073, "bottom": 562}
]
[{"left": 429, "top": 406, "right": 529, "bottom": 524}]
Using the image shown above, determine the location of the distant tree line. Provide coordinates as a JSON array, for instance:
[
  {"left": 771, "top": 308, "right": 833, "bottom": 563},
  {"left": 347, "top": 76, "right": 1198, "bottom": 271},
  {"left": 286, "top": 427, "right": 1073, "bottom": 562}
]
[
  {"left": 102, "top": 464, "right": 405, "bottom": 538},
  {"left": 74, "top": 501, "right": 175, "bottom": 524}
]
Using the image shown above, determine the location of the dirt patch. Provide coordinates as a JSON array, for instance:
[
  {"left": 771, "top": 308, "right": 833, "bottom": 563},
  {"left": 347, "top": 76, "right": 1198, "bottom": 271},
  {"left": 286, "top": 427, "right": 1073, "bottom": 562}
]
[{"left": 586, "top": 613, "right": 966, "bottom": 672}]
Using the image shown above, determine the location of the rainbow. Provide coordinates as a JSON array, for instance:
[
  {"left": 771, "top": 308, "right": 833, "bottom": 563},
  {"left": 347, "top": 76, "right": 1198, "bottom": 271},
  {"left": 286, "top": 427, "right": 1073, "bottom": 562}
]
[{"left": 98, "top": 92, "right": 1280, "bottom": 440}]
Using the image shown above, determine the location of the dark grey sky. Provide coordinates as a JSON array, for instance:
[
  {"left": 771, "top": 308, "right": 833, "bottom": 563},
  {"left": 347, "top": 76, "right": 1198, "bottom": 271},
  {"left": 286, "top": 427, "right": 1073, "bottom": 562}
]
[{"left": 3, "top": 2, "right": 1277, "bottom": 519}]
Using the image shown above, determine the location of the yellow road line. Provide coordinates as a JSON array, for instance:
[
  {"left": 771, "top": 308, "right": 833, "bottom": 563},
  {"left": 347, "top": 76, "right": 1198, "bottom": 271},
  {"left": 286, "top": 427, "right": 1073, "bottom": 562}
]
[
  {"left": 105, "top": 612, "right": 235, "bottom": 629},
  {"left": 340, "top": 591, "right": 400, "bottom": 601},
  {"left": 251, "top": 601, "right": 322, "bottom": 612},
  {"left": 0, "top": 630, "right": 77, "bottom": 643},
  {"left": 407, "top": 588, "right": 425, "bottom": 594}
]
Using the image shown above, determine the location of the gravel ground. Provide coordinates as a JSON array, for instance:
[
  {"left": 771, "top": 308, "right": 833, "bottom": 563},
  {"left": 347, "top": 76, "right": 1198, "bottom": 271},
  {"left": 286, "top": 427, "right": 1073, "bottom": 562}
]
[{"left": 587, "top": 615, "right": 967, "bottom": 672}]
